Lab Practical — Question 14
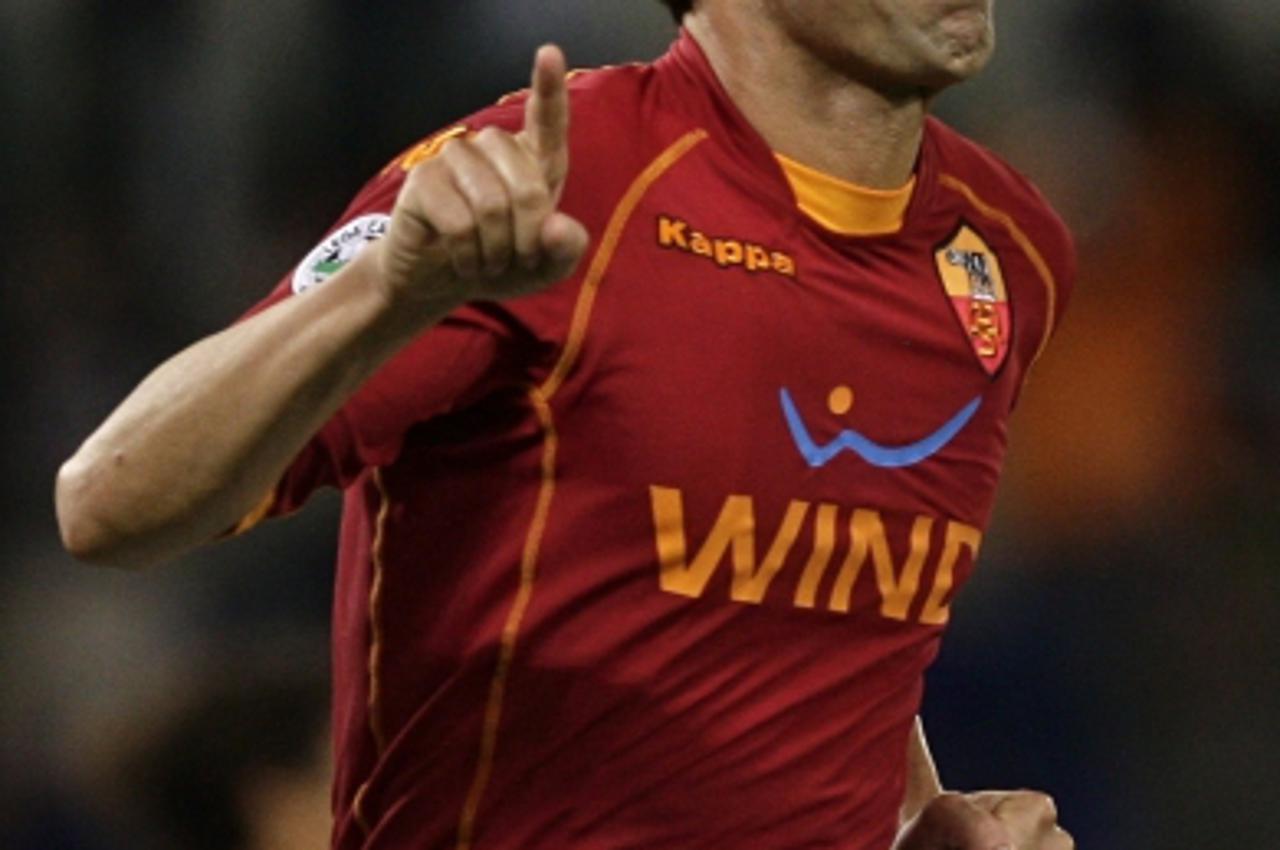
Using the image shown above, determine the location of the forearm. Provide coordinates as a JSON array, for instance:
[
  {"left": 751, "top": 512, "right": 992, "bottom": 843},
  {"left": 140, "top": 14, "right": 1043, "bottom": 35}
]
[
  {"left": 55, "top": 252, "right": 454, "bottom": 569},
  {"left": 901, "top": 716, "right": 944, "bottom": 825}
]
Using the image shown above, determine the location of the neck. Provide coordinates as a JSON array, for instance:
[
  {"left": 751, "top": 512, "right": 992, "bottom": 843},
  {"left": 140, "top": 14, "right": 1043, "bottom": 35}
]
[{"left": 686, "top": 9, "right": 927, "bottom": 190}]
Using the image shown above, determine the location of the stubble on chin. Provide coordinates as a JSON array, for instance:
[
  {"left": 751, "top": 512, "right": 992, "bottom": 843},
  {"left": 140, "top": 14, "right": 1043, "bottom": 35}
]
[{"left": 928, "top": 11, "right": 995, "bottom": 78}]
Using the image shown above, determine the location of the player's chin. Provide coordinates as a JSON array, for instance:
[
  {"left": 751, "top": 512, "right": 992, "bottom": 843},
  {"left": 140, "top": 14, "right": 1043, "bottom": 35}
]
[{"left": 916, "top": 38, "right": 995, "bottom": 90}]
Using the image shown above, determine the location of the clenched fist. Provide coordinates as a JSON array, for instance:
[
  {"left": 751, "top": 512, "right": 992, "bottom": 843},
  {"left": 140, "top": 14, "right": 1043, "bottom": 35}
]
[
  {"left": 371, "top": 44, "right": 589, "bottom": 310},
  {"left": 894, "top": 791, "right": 1074, "bottom": 850}
]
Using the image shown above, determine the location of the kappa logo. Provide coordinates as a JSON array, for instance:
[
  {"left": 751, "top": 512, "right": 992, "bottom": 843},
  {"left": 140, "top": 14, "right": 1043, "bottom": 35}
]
[
  {"left": 934, "top": 224, "right": 1011, "bottom": 375},
  {"left": 657, "top": 214, "right": 797, "bottom": 278},
  {"left": 292, "top": 213, "right": 390, "bottom": 294}
]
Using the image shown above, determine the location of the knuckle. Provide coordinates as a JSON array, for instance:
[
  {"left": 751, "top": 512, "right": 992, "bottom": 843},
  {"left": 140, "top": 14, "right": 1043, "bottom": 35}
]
[
  {"left": 404, "top": 159, "right": 437, "bottom": 190},
  {"left": 920, "top": 792, "right": 966, "bottom": 823},
  {"left": 512, "top": 183, "right": 549, "bottom": 212},
  {"left": 474, "top": 194, "right": 510, "bottom": 224},
  {"left": 439, "top": 216, "right": 477, "bottom": 245},
  {"left": 545, "top": 159, "right": 568, "bottom": 186},
  {"left": 1026, "top": 791, "right": 1057, "bottom": 821},
  {"left": 449, "top": 229, "right": 478, "bottom": 253},
  {"left": 439, "top": 136, "right": 468, "bottom": 160},
  {"left": 406, "top": 159, "right": 451, "bottom": 201},
  {"left": 474, "top": 125, "right": 505, "bottom": 144}
]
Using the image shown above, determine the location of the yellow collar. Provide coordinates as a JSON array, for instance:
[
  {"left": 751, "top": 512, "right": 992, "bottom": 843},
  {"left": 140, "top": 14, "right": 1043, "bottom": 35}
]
[{"left": 775, "top": 153, "right": 915, "bottom": 237}]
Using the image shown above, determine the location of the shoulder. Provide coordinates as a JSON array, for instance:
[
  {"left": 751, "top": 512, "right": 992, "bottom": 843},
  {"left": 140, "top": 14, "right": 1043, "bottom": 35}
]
[
  {"left": 359, "top": 62, "right": 675, "bottom": 225},
  {"left": 926, "top": 117, "right": 1077, "bottom": 296},
  {"left": 434, "top": 62, "right": 662, "bottom": 165}
]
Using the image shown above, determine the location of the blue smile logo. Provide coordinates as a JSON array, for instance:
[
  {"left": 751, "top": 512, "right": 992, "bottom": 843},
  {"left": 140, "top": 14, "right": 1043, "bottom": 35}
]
[{"left": 780, "top": 386, "right": 981, "bottom": 469}]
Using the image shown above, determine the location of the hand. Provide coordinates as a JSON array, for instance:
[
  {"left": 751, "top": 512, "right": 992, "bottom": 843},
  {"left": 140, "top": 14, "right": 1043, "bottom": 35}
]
[
  {"left": 372, "top": 44, "right": 590, "bottom": 310},
  {"left": 893, "top": 791, "right": 1074, "bottom": 850},
  {"left": 967, "top": 790, "right": 1074, "bottom": 850}
]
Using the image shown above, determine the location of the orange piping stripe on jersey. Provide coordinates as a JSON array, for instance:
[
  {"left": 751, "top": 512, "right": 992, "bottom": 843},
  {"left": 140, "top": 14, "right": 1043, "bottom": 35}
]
[
  {"left": 366, "top": 467, "right": 393, "bottom": 754},
  {"left": 351, "top": 467, "right": 394, "bottom": 839},
  {"left": 455, "top": 387, "right": 558, "bottom": 850},
  {"left": 383, "top": 125, "right": 467, "bottom": 176},
  {"left": 230, "top": 488, "right": 276, "bottom": 536},
  {"left": 454, "top": 130, "right": 708, "bottom": 850},
  {"left": 938, "top": 174, "right": 1060, "bottom": 365},
  {"left": 351, "top": 782, "right": 374, "bottom": 838},
  {"left": 539, "top": 129, "right": 709, "bottom": 400}
]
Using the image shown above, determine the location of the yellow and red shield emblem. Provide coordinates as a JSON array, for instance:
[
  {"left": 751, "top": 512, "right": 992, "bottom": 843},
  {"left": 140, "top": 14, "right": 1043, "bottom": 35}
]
[{"left": 935, "top": 224, "right": 1011, "bottom": 376}]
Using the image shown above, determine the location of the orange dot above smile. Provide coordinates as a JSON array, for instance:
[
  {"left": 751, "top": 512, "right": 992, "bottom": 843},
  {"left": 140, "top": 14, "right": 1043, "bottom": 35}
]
[{"left": 827, "top": 385, "right": 855, "bottom": 416}]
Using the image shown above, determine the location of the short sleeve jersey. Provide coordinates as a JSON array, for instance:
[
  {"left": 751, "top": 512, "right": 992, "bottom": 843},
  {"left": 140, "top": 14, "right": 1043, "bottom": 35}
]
[{"left": 241, "top": 32, "right": 1076, "bottom": 850}]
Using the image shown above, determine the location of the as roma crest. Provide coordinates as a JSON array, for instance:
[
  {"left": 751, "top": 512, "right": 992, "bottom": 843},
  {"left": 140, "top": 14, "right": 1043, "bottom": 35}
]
[{"left": 935, "top": 224, "right": 1011, "bottom": 376}]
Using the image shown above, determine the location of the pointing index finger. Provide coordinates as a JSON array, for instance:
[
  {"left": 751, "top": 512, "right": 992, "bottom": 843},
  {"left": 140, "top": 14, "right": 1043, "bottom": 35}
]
[{"left": 524, "top": 45, "right": 569, "bottom": 176}]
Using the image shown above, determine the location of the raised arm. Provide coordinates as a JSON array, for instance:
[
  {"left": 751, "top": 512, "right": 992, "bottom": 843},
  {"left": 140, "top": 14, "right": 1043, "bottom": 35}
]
[{"left": 55, "top": 46, "right": 587, "bottom": 569}]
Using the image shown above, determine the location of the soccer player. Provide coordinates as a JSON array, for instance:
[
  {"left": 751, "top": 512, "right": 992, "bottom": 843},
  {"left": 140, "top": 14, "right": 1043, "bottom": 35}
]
[{"left": 57, "top": 2, "right": 1077, "bottom": 849}]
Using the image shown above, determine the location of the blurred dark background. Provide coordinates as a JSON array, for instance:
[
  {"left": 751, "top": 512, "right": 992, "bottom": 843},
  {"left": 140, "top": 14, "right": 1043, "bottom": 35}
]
[{"left": 3, "top": 2, "right": 1278, "bottom": 848}]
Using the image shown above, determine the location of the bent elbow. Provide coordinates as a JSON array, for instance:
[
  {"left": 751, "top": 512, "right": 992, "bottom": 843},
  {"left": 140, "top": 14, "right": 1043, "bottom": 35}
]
[
  {"left": 55, "top": 457, "right": 135, "bottom": 568},
  {"left": 55, "top": 455, "right": 194, "bottom": 570}
]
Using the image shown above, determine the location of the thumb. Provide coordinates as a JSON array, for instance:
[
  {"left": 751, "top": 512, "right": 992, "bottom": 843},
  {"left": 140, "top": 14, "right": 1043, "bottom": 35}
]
[
  {"left": 893, "top": 793, "right": 1014, "bottom": 850},
  {"left": 535, "top": 212, "right": 589, "bottom": 281}
]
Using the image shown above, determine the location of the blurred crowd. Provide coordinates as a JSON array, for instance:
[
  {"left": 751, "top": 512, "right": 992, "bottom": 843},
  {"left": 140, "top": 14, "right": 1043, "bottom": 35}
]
[{"left": 2, "top": 2, "right": 1277, "bottom": 848}]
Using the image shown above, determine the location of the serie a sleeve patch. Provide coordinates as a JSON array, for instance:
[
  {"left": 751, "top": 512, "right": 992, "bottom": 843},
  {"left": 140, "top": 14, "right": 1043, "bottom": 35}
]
[{"left": 291, "top": 213, "right": 391, "bottom": 294}]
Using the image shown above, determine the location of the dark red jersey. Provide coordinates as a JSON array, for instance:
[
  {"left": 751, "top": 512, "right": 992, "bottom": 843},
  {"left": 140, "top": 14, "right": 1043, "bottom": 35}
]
[{"left": 241, "top": 31, "right": 1075, "bottom": 850}]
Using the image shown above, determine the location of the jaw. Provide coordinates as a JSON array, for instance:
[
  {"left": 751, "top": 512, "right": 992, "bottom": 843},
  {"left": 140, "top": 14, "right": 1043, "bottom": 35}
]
[
  {"left": 923, "top": 5, "right": 996, "bottom": 80},
  {"left": 873, "top": 28, "right": 992, "bottom": 96},
  {"left": 785, "top": 3, "right": 998, "bottom": 98},
  {"left": 937, "top": 13, "right": 994, "bottom": 61},
  {"left": 694, "top": 0, "right": 996, "bottom": 101},
  {"left": 876, "top": 3, "right": 994, "bottom": 93}
]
